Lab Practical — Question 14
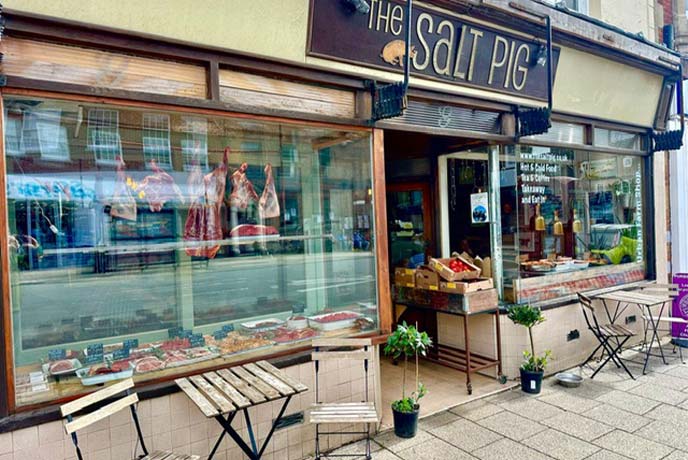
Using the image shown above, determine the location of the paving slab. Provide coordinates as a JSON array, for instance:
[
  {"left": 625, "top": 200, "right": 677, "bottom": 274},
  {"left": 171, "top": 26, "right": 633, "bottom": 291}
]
[
  {"left": 524, "top": 428, "right": 600, "bottom": 460},
  {"left": 396, "top": 437, "right": 476, "bottom": 460},
  {"left": 635, "top": 420, "right": 688, "bottom": 451},
  {"left": 429, "top": 419, "right": 501, "bottom": 452},
  {"left": 640, "top": 372, "right": 688, "bottom": 391},
  {"left": 538, "top": 390, "right": 602, "bottom": 413},
  {"left": 496, "top": 396, "right": 564, "bottom": 422},
  {"left": 418, "top": 410, "right": 461, "bottom": 430},
  {"left": 663, "top": 451, "right": 688, "bottom": 460},
  {"left": 644, "top": 404, "right": 688, "bottom": 427},
  {"left": 595, "top": 390, "right": 661, "bottom": 415},
  {"left": 476, "top": 411, "right": 546, "bottom": 441},
  {"left": 449, "top": 400, "right": 503, "bottom": 421},
  {"left": 666, "top": 366, "right": 688, "bottom": 380},
  {"left": 374, "top": 429, "right": 434, "bottom": 453},
  {"left": 627, "top": 382, "right": 688, "bottom": 405},
  {"left": 472, "top": 438, "right": 550, "bottom": 460},
  {"left": 327, "top": 439, "right": 383, "bottom": 460},
  {"left": 582, "top": 404, "right": 652, "bottom": 433},
  {"left": 541, "top": 411, "right": 614, "bottom": 442},
  {"left": 594, "top": 430, "right": 673, "bottom": 460},
  {"left": 585, "top": 450, "right": 632, "bottom": 460}
]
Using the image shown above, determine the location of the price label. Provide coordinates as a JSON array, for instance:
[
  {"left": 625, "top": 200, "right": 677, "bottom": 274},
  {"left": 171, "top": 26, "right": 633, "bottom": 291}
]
[
  {"left": 213, "top": 330, "right": 227, "bottom": 340},
  {"left": 84, "top": 353, "right": 103, "bottom": 365},
  {"left": 181, "top": 329, "right": 194, "bottom": 339},
  {"left": 122, "top": 339, "right": 139, "bottom": 350},
  {"left": 48, "top": 349, "right": 66, "bottom": 361},
  {"left": 112, "top": 348, "right": 130, "bottom": 360},
  {"left": 222, "top": 324, "right": 235, "bottom": 333},
  {"left": 87, "top": 344, "right": 104, "bottom": 356},
  {"left": 168, "top": 327, "right": 183, "bottom": 338},
  {"left": 190, "top": 336, "right": 206, "bottom": 348}
]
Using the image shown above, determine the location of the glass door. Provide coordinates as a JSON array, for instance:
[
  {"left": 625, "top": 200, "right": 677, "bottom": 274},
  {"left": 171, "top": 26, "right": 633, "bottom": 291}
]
[{"left": 386, "top": 183, "right": 432, "bottom": 270}]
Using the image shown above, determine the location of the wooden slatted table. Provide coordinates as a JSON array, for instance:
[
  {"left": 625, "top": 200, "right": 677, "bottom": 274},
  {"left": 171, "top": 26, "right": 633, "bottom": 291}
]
[
  {"left": 175, "top": 360, "right": 308, "bottom": 460},
  {"left": 594, "top": 290, "right": 674, "bottom": 374}
]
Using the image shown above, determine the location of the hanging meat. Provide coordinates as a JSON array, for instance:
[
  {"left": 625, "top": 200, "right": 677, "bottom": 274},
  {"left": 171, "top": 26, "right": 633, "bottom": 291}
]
[
  {"left": 228, "top": 162, "right": 259, "bottom": 209},
  {"left": 139, "top": 160, "right": 184, "bottom": 212},
  {"left": 258, "top": 163, "right": 280, "bottom": 219},
  {"left": 184, "top": 148, "right": 229, "bottom": 259},
  {"left": 110, "top": 157, "right": 137, "bottom": 222}
]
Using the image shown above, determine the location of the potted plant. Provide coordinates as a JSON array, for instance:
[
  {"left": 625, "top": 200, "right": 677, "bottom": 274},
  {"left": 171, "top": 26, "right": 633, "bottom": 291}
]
[
  {"left": 507, "top": 304, "right": 552, "bottom": 394},
  {"left": 384, "top": 322, "right": 432, "bottom": 438}
]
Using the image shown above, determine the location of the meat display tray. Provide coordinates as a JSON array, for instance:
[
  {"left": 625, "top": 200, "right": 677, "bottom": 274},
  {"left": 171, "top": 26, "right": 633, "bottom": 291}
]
[
  {"left": 308, "top": 311, "right": 362, "bottom": 331},
  {"left": 76, "top": 367, "right": 134, "bottom": 386}
]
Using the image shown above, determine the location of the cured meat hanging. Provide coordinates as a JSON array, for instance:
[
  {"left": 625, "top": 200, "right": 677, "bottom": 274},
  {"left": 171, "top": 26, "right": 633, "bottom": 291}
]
[
  {"left": 229, "top": 162, "right": 259, "bottom": 209},
  {"left": 139, "top": 159, "right": 185, "bottom": 212},
  {"left": 184, "top": 148, "right": 229, "bottom": 258},
  {"left": 110, "top": 157, "right": 137, "bottom": 222},
  {"left": 258, "top": 163, "right": 280, "bottom": 219}
]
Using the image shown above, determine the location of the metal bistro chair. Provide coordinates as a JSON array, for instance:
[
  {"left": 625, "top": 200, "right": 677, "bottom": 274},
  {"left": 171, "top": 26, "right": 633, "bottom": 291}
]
[
  {"left": 578, "top": 293, "right": 636, "bottom": 380},
  {"left": 61, "top": 378, "right": 200, "bottom": 460},
  {"left": 310, "top": 338, "right": 379, "bottom": 460}
]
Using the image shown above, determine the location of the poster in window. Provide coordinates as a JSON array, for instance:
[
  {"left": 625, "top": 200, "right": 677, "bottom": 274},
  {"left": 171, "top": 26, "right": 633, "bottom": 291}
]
[{"left": 470, "top": 192, "right": 489, "bottom": 224}]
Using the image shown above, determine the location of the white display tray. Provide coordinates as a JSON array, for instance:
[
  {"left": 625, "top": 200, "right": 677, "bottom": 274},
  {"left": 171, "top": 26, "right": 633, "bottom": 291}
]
[
  {"left": 76, "top": 367, "right": 134, "bottom": 386},
  {"left": 308, "top": 311, "right": 362, "bottom": 331},
  {"left": 42, "top": 359, "right": 82, "bottom": 376}
]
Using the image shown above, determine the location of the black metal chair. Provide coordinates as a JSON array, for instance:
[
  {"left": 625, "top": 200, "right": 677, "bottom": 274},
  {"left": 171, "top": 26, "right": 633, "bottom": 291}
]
[{"left": 578, "top": 293, "right": 636, "bottom": 380}]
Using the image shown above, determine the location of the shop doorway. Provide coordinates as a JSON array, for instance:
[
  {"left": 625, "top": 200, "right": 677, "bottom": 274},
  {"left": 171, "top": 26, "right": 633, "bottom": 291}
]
[{"left": 380, "top": 132, "right": 509, "bottom": 427}]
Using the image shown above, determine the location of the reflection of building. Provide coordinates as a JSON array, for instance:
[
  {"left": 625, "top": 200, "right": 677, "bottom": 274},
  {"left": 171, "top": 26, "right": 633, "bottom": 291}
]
[{"left": 0, "top": 0, "right": 682, "bottom": 458}]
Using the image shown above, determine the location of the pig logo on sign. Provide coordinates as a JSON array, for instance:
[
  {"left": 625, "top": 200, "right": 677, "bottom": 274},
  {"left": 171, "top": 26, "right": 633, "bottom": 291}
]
[{"left": 380, "top": 40, "right": 417, "bottom": 67}]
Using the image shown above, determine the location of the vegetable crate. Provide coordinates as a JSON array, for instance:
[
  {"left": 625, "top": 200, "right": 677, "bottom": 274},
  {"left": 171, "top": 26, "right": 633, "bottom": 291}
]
[{"left": 429, "top": 256, "right": 481, "bottom": 282}]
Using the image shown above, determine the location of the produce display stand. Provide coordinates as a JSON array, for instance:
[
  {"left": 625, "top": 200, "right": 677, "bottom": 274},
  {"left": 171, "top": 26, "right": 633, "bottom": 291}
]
[{"left": 393, "top": 286, "right": 504, "bottom": 395}]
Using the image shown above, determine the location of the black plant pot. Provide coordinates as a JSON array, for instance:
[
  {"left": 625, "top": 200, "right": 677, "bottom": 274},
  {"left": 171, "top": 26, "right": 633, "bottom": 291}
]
[
  {"left": 392, "top": 404, "right": 419, "bottom": 438},
  {"left": 520, "top": 368, "right": 544, "bottom": 394}
]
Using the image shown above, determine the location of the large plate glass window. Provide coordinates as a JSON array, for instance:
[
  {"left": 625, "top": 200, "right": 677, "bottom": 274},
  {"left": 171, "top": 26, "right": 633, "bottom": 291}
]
[
  {"left": 499, "top": 145, "right": 645, "bottom": 304},
  {"left": 3, "top": 96, "right": 377, "bottom": 408}
]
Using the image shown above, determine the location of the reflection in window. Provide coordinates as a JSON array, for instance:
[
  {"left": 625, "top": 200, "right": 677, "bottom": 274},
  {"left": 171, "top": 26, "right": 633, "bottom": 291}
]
[
  {"left": 4, "top": 96, "right": 377, "bottom": 408},
  {"left": 4, "top": 109, "right": 23, "bottom": 156},
  {"left": 594, "top": 128, "right": 640, "bottom": 150},
  {"left": 88, "top": 108, "right": 121, "bottom": 163},
  {"left": 181, "top": 116, "right": 208, "bottom": 171},
  {"left": 142, "top": 113, "right": 172, "bottom": 168}
]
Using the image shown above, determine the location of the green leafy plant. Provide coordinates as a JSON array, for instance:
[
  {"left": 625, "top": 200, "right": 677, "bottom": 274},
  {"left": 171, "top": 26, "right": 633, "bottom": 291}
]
[
  {"left": 384, "top": 322, "right": 432, "bottom": 413},
  {"left": 507, "top": 304, "right": 551, "bottom": 373}
]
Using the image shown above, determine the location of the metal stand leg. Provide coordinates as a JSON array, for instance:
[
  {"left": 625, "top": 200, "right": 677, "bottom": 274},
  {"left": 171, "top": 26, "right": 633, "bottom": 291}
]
[
  {"left": 244, "top": 409, "right": 259, "bottom": 456},
  {"left": 463, "top": 315, "right": 472, "bottom": 395}
]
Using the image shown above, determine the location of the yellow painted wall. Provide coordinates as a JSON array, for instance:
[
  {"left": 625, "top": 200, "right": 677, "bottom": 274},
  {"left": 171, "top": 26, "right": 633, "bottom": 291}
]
[
  {"left": 552, "top": 46, "right": 663, "bottom": 127},
  {"left": 5, "top": 0, "right": 663, "bottom": 127}
]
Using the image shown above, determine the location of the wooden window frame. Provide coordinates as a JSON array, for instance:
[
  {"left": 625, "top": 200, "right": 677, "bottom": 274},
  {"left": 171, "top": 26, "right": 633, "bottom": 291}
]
[{"left": 0, "top": 88, "right": 389, "bottom": 417}]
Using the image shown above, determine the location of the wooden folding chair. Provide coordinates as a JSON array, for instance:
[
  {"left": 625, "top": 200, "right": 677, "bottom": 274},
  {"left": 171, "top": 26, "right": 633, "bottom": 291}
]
[
  {"left": 61, "top": 378, "right": 200, "bottom": 460},
  {"left": 310, "top": 338, "right": 379, "bottom": 460},
  {"left": 578, "top": 293, "right": 636, "bottom": 380}
]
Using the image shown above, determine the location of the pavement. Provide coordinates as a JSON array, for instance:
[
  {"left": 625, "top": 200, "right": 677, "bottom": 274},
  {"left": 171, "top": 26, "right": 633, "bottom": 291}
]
[{"left": 329, "top": 344, "right": 688, "bottom": 460}]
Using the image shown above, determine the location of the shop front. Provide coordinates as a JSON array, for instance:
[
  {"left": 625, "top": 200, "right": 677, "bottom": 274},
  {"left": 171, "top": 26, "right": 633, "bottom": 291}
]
[{"left": 0, "top": 0, "right": 681, "bottom": 458}]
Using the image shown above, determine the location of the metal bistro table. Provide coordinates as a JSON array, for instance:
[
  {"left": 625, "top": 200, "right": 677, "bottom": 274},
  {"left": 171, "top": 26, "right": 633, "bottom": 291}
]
[
  {"left": 594, "top": 290, "right": 673, "bottom": 374},
  {"left": 175, "top": 360, "right": 308, "bottom": 460}
]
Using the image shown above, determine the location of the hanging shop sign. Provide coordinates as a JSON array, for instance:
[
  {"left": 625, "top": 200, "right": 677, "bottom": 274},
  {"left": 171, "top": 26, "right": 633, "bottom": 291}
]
[{"left": 308, "top": 0, "right": 560, "bottom": 101}]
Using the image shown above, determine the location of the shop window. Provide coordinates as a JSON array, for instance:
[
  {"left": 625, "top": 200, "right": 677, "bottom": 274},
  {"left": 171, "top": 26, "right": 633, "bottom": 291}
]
[
  {"left": 142, "top": 113, "right": 172, "bottom": 169},
  {"left": 594, "top": 128, "right": 641, "bottom": 150},
  {"left": 499, "top": 145, "right": 646, "bottom": 304},
  {"left": 3, "top": 96, "right": 377, "bottom": 408},
  {"left": 4, "top": 109, "right": 23, "bottom": 156},
  {"left": 87, "top": 108, "right": 122, "bottom": 164},
  {"left": 181, "top": 116, "right": 208, "bottom": 171},
  {"left": 524, "top": 122, "right": 586, "bottom": 145}
]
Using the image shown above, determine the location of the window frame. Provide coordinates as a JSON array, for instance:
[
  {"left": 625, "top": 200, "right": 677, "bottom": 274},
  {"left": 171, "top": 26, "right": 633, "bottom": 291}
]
[
  {"left": 142, "top": 113, "right": 172, "bottom": 169},
  {"left": 87, "top": 108, "right": 122, "bottom": 165},
  {"left": 0, "top": 92, "right": 380, "bottom": 416}
]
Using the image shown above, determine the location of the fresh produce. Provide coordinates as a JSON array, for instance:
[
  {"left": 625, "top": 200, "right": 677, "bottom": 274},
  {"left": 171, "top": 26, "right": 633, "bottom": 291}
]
[{"left": 448, "top": 258, "right": 472, "bottom": 273}]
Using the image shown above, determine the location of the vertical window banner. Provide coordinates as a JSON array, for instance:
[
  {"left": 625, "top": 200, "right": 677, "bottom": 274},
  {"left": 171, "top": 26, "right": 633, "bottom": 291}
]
[{"left": 672, "top": 274, "right": 688, "bottom": 343}]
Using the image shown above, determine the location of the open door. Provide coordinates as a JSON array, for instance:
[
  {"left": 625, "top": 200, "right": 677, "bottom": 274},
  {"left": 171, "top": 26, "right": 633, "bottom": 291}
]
[{"left": 386, "top": 182, "right": 433, "bottom": 271}]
